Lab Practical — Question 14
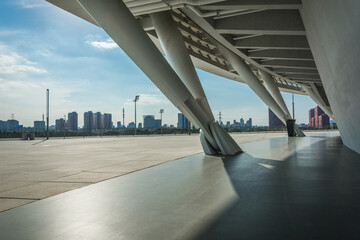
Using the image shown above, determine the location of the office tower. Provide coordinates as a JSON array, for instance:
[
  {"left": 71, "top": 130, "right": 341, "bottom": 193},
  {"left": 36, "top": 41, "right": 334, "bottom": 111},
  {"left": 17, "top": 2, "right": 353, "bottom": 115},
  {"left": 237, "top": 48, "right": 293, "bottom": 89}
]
[
  {"left": 309, "top": 108, "right": 315, "bottom": 127},
  {"left": 95, "top": 112, "right": 102, "bottom": 130},
  {"left": 240, "top": 118, "right": 245, "bottom": 126},
  {"left": 245, "top": 118, "right": 252, "bottom": 128},
  {"left": 155, "top": 119, "right": 161, "bottom": 128},
  {"left": 0, "top": 120, "right": 6, "bottom": 130},
  {"left": 318, "top": 114, "right": 330, "bottom": 128},
  {"left": 138, "top": 123, "right": 142, "bottom": 129},
  {"left": 67, "top": 112, "right": 78, "bottom": 131},
  {"left": 143, "top": 115, "right": 155, "bottom": 129},
  {"left": 34, "top": 121, "right": 45, "bottom": 130},
  {"left": 309, "top": 106, "right": 330, "bottom": 128},
  {"left": 103, "top": 113, "right": 112, "bottom": 129},
  {"left": 127, "top": 122, "right": 135, "bottom": 129},
  {"left": 55, "top": 118, "right": 65, "bottom": 130},
  {"left": 269, "top": 108, "right": 285, "bottom": 128},
  {"left": 177, "top": 113, "right": 189, "bottom": 129},
  {"left": 117, "top": 121, "right": 122, "bottom": 128},
  {"left": 84, "top": 111, "right": 94, "bottom": 132},
  {"left": 6, "top": 119, "right": 19, "bottom": 130}
]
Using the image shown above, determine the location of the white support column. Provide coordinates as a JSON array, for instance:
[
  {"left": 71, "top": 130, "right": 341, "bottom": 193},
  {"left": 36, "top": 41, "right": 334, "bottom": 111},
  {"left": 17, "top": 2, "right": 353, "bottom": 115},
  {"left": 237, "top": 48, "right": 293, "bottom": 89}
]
[
  {"left": 77, "top": 0, "right": 241, "bottom": 155},
  {"left": 212, "top": 40, "right": 288, "bottom": 125},
  {"left": 258, "top": 69, "right": 305, "bottom": 137},
  {"left": 258, "top": 70, "right": 291, "bottom": 119},
  {"left": 150, "top": 11, "right": 214, "bottom": 121}
]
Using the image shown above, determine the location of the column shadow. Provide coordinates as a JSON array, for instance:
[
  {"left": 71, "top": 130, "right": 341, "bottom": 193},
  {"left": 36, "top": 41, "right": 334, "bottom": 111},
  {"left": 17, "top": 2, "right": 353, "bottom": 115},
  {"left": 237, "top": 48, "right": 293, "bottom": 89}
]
[{"left": 193, "top": 136, "right": 360, "bottom": 240}]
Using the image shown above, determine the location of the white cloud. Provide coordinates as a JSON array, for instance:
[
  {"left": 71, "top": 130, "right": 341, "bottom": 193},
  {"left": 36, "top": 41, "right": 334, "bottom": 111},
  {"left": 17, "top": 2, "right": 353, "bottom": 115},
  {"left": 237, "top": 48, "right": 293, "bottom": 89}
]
[
  {"left": 0, "top": 29, "right": 23, "bottom": 36},
  {"left": 87, "top": 38, "right": 118, "bottom": 49},
  {"left": 16, "top": 0, "right": 49, "bottom": 9},
  {"left": 0, "top": 44, "right": 47, "bottom": 74}
]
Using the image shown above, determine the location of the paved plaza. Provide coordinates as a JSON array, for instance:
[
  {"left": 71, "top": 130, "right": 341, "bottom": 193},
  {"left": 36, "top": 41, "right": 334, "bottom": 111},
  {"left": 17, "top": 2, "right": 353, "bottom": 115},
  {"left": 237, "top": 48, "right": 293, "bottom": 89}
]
[
  {"left": 2, "top": 131, "right": 360, "bottom": 240},
  {"left": 0, "top": 132, "right": 291, "bottom": 212}
]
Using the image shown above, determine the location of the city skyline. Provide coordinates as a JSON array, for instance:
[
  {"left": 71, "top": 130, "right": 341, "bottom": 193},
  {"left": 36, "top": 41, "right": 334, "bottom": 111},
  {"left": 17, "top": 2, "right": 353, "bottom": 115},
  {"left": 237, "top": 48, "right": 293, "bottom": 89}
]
[
  {"left": 0, "top": 1, "right": 318, "bottom": 127},
  {"left": 2, "top": 105, "right": 330, "bottom": 129}
]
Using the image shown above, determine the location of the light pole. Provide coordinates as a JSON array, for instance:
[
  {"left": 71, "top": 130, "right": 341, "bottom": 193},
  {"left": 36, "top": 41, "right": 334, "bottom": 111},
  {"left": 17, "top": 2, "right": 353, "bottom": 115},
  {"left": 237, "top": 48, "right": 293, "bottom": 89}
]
[
  {"left": 292, "top": 93, "right": 295, "bottom": 119},
  {"left": 63, "top": 114, "right": 66, "bottom": 139},
  {"left": 46, "top": 89, "right": 49, "bottom": 139},
  {"left": 122, "top": 107, "right": 125, "bottom": 131},
  {"left": 133, "top": 95, "right": 139, "bottom": 135},
  {"left": 160, "top": 109, "right": 164, "bottom": 134}
]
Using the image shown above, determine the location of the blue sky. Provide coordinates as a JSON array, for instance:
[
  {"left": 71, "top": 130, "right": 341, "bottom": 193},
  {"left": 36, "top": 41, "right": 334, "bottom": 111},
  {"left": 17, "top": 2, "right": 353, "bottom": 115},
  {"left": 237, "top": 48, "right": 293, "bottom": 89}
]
[{"left": 0, "top": 0, "right": 316, "bottom": 127}]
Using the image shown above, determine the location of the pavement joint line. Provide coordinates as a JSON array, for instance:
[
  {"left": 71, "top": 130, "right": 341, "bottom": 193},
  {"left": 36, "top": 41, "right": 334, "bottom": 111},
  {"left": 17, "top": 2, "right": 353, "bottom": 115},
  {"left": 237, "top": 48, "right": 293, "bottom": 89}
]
[{"left": 0, "top": 197, "right": 39, "bottom": 200}]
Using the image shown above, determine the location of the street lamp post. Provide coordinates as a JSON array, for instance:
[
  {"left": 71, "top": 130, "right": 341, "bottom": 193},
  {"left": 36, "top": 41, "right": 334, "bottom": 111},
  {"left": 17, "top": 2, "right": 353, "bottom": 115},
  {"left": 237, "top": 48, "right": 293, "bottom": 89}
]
[
  {"left": 46, "top": 89, "right": 49, "bottom": 139},
  {"left": 160, "top": 109, "right": 164, "bottom": 135},
  {"left": 133, "top": 95, "right": 139, "bottom": 135},
  {"left": 292, "top": 93, "right": 295, "bottom": 119}
]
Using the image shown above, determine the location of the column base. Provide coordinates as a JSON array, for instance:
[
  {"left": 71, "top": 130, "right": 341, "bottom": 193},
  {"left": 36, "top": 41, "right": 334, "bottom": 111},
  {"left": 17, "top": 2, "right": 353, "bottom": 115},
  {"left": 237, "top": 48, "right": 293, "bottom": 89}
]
[{"left": 286, "top": 119, "right": 296, "bottom": 137}]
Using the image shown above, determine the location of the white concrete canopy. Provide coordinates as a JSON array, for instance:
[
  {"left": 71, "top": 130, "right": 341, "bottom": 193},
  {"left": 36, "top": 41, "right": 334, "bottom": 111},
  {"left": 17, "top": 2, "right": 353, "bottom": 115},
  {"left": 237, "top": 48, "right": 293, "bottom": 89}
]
[{"left": 45, "top": 0, "right": 360, "bottom": 153}]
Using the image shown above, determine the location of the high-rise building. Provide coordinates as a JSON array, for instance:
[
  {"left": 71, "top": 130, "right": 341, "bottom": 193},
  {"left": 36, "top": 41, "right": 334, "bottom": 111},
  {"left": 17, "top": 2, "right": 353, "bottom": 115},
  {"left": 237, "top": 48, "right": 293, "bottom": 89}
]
[
  {"left": 67, "top": 112, "right": 78, "bottom": 131},
  {"left": 84, "top": 111, "right": 94, "bottom": 132},
  {"left": 0, "top": 120, "right": 6, "bottom": 130},
  {"left": 177, "top": 113, "right": 189, "bottom": 129},
  {"left": 155, "top": 119, "right": 161, "bottom": 128},
  {"left": 143, "top": 115, "right": 155, "bottom": 129},
  {"left": 309, "top": 106, "right": 330, "bottom": 128},
  {"left": 103, "top": 113, "right": 112, "bottom": 129},
  {"left": 117, "top": 121, "right": 122, "bottom": 128},
  {"left": 309, "top": 108, "right": 315, "bottom": 127},
  {"left": 95, "top": 112, "right": 102, "bottom": 130},
  {"left": 34, "top": 121, "right": 45, "bottom": 130},
  {"left": 269, "top": 108, "right": 285, "bottom": 128},
  {"left": 6, "top": 119, "right": 19, "bottom": 130},
  {"left": 127, "top": 122, "right": 135, "bottom": 128},
  {"left": 245, "top": 118, "right": 252, "bottom": 128},
  {"left": 240, "top": 118, "right": 245, "bottom": 126},
  {"left": 55, "top": 118, "right": 65, "bottom": 130}
]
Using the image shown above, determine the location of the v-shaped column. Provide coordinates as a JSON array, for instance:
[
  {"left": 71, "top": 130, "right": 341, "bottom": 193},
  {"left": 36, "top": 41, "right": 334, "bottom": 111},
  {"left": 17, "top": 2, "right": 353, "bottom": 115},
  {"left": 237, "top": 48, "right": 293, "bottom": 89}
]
[
  {"left": 258, "top": 70, "right": 305, "bottom": 137},
  {"left": 77, "top": 0, "right": 241, "bottom": 155},
  {"left": 211, "top": 38, "right": 304, "bottom": 137}
]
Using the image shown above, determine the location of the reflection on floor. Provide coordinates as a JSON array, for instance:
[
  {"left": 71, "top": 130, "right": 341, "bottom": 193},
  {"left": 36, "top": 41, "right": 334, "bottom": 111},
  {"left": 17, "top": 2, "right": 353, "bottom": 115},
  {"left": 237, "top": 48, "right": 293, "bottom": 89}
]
[{"left": 1, "top": 132, "right": 360, "bottom": 240}]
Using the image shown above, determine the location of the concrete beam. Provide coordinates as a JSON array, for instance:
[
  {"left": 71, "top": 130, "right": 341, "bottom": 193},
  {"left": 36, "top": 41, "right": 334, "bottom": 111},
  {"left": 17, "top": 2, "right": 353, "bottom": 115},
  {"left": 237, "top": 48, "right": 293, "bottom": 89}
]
[
  {"left": 249, "top": 49, "right": 314, "bottom": 61},
  {"left": 273, "top": 68, "right": 319, "bottom": 74},
  {"left": 235, "top": 35, "right": 310, "bottom": 50},
  {"left": 200, "top": 0, "right": 302, "bottom": 10},
  {"left": 262, "top": 60, "right": 317, "bottom": 70},
  {"left": 215, "top": 10, "right": 306, "bottom": 35},
  {"left": 284, "top": 74, "right": 320, "bottom": 79}
]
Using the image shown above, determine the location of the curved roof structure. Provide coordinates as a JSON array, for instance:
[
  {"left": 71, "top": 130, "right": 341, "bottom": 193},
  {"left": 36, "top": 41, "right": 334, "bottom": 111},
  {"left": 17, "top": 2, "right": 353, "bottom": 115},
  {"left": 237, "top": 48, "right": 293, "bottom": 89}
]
[{"left": 46, "top": 0, "right": 323, "bottom": 95}]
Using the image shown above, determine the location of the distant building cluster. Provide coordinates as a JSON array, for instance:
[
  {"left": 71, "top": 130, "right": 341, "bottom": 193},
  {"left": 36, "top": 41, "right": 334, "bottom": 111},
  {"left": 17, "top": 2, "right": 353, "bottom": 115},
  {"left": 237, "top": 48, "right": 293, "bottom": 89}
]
[
  {"left": 55, "top": 111, "right": 79, "bottom": 131},
  {"left": 309, "top": 106, "right": 330, "bottom": 128},
  {"left": 143, "top": 115, "right": 162, "bottom": 129},
  {"left": 83, "top": 111, "right": 112, "bottom": 132},
  {"left": 0, "top": 119, "right": 21, "bottom": 130},
  {"left": 1, "top": 110, "right": 257, "bottom": 132},
  {"left": 269, "top": 108, "right": 285, "bottom": 128},
  {"left": 219, "top": 117, "right": 252, "bottom": 129}
]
